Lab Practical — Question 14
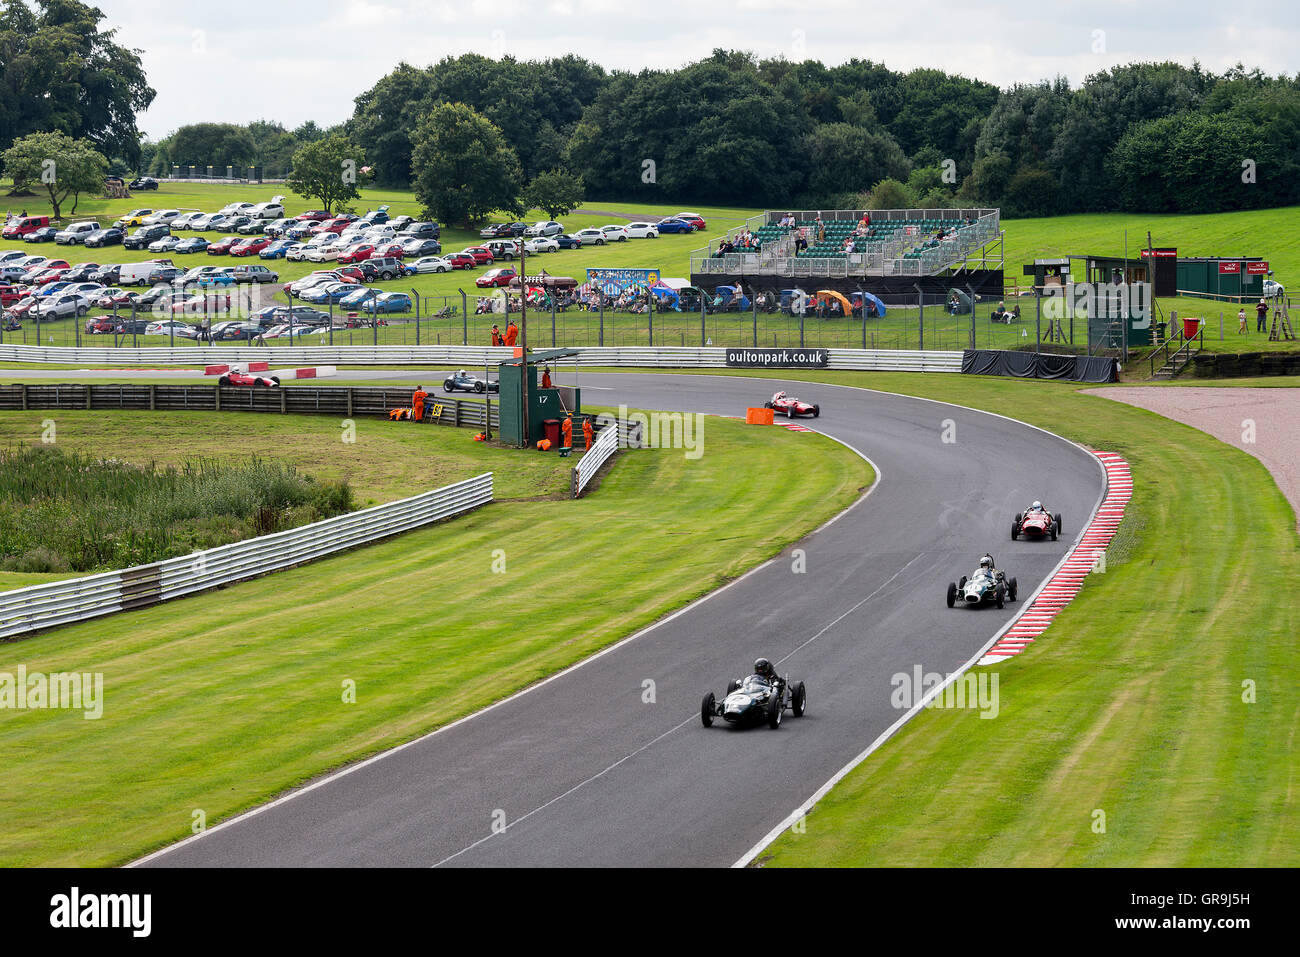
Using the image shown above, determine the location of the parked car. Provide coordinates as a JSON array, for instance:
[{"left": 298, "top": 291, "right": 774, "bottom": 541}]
[
  {"left": 2, "top": 215, "right": 51, "bottom": 240},
  {"left": 295, "top": 209, "right": 331, "bottom": 221},
  {"left": 61, "top": 263, "right": 101, "bottom": 282},
  {"left": 149, "top": 235, "right": 182, "bottom": 253},
  {"left": 555, "top": 233, "right": 584, "bottom": 250},
  {"left": 599, "top": 224, "right": 630, "bottom": 242},
  {"left": 248, "top": 196, "right": 286, "bottom": 220},
  {"left": 231, "top": 237, "right": 272, "bottom": 257},
  {"left": 230, "top": 264, "right": 279, "bottom": 284},
  {"left": 301, "top": 281, "right": 357, "bottom": 304},
  {"left": 175, "top": 237, "right": 211, "bottom": 254},
  {"left": 83, "top": 227, "right": 125, "bottom": 248},
  {"left": 262, "top": 218, "right": 295, "bottom": 238},
  {"left": 405, "top": 255, "right": 453, "bottom": 275},
  {"left": 31, "top": 291, "right": 92, "bottom": 319},
  {"left": 400, "top": 237, "right": 442, "bottom": 257},
  {"left": 116, "top": 208, "right": 153, "bottom": 228},
  {"left": 23, "top": 226, "right": 58, "bottom": 243},
  {"left": 359, "top": 257, "right": 403, "bottom": 281},
  {"left": 400, "top": 221, "right": 440, "bottom": 240},
  {"left": 259, "top": 240, "right": 299, "bottom": 260},
  {"left": 676, "top": 212, "right": 707, "bottom": 230},
  {"left": 128, "top": 177, "right": 159, "bottom": 190},
  {"left": 124, "top": 224, "right": 171, "bottom": 249},
  {"left": 286, "top": 221, "right": 321, "bottom": 240},
  {"left": 476, "top": 267, "right": 517, "bottom": 288},
  {"left": 624, "top": 222, "right": 660, "bottom": 239},
  {"left": 444, "top": 252, "right": 477, "bottom": 269},
  {"left": 485, "top": 239, "right": 521, "bottom": 261},
  {"left": 461, "top": 246, "right": 494, "bottom": 265},
  {"left": 359, "top": 291, "right": 411, "bottom": 314},
  {"left": 524, "top": 221, "right": 565, "bottom": 237},
  {"left": 206, "top": 236, "right": 242, "bottom": 255},
  {"left": 0, "top": 284, "right": 26, "bottom": 307},
  {"left": 169, "top": 212, "right": 205, "bottom": 229},
  {"left": 337, "top": 244, "right": 377, "bottom": 265},
  {"left": 143, "top": 209, "right": 182, "bottom": 225},
  {"left": 55, "top": 221, "right": 101, "bottom": 245},
  {"left": 523, "top": 236, "right": 558, "bottom": 254},
  {"left": 655, "top": 217, "right": 697, "bottom": 234}
]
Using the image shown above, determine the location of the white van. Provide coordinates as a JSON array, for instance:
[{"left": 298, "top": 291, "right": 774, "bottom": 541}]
[{"left": 119, "top": 261, "right": 167, "bottom": 286}]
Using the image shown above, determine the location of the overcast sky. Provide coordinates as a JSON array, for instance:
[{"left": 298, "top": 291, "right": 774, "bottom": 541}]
[{"left": 91, "top": 0, "right": 1300, "bottom": 140}]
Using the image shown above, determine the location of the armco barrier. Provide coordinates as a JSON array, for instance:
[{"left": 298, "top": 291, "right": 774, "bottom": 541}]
[
  {"left": 0, "top": 473, "right": 492, "bottom": 640},
  {"left": 0, "top": 383, "right": 501, "bottom": 428},
  {"left": 0, "top": 344, "right": 963, "bottom": 373},
  {"left": 571, "top": 419, "right": 641, "bottom": 498}
]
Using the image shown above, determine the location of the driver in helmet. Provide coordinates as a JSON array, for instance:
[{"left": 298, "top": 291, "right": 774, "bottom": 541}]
[
  {"left": 457, "top": 369, "right": 467, "bottom": 379},
  {"left": 1025, "top": 500, "right": 1045, "bottom": 513},
  {"left": 771, "top": 390, "right": 787, "bottom": 404},
  {"left": 752, "top": 657, "right": 784, "bottom": 689},
  {"left": 975, "top": 554, "right": 999, "bottom": 579}
]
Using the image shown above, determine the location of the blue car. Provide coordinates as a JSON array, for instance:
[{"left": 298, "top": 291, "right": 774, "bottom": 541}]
[
  {"left": 198, "top": 271, "right": 237, "bottom": 288},
  {"left": 362, "top": 291, "right": 411, "bottom": 314},
  {"left": 175, "top": 237, "right": 210, "bottom": 254},
  {"left": 259, "top": 240, "right": 297, "bottom": 260},
  {"left": 555, "top": 234, "right": 583, "bottom": 249},
  {"left": 656, "top": 217, "right": 697, "bottom": 234},
  {"left": 286, "top": 222, "right": 320, "bottom": 241},
  {"left": 301, "top": 282, "right": 355, "bottom": 305},
  {"left": 339, "top": 287, "right": 379, "bottom": 309}
]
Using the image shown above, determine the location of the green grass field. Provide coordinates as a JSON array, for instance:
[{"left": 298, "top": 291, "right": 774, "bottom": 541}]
[
  {"left": 685, "top": 370, "right": 1298, "bottom": 867},
  {"left": 0, "top": 412, "right": 871, "bottom": 866}
]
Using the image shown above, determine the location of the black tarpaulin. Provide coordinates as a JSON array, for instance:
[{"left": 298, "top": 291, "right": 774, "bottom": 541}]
[{"left": 961, "top": 349, "right": 1117, "bottom": 383}]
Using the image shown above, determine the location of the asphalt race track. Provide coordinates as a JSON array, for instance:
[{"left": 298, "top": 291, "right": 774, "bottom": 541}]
[{"left": 136, "top": 372, "right": 1104, "bottom": 868}]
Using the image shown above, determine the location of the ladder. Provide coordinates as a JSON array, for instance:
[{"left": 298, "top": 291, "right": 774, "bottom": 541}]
[{"left": 1268, "top": 300, "right": 1295, "bottom": 341}]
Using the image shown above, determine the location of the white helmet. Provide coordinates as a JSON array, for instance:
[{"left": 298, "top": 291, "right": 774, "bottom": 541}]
[
  {"left": 979, "top": 555, "right": 993, "bottom": 570},
  {"left": 458, "top": 369, "right": 466, "bottom": 376},
  {"left": 773, "top": 390, "right": 786, "bottom": 400},
  {"left": 230, "top": 363, "right": 244, "bottom": 374},
  {"left": 1032, "top": 501, "right": 1042, "bottom": 510}
]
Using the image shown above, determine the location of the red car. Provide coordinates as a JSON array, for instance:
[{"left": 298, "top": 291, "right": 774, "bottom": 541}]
[
  {"left": 336, "top": 266, "right": 366, "bottom": 283},
  {"left": 444, "top": 252, "right": 477, "bottom": 269},
  {"left": 765, "top": 390, "right": 820, "bottom": 418},
  {"left": 1011, "top": 505, "right": 1061, "bottom": 541},
  {"left": 476, "top": 267, "right": 517, "bottom": 288},
  {"left": 461, "top": 246, "right": 494, "bottom": 266},
  {"left": 311, "top": 217, "right": 353, "bottom": 235},
  {"left": 94, "top": 288, "right": 138, "bottom": 308},
  {"left": 231, "top": 237, "right": 272, "bottom": 257},
  {"left": 219, "top": 367, "right": 280, "bottom": 388},
  {"left": 295, "top": 210, "right": 331, "bottom": 221},
  {"left": 31, "top": 268, "right": 69, "bottom": 286},
  {"left": 374, "top": 242, "right": 407, "bottom": 259},
  {"left": 337, "top": 244, "right": 376, "bottom": 264},
  {"left": 0, "top": 284, "right": 25, "bottom": 307},
  {"left": 207, "top": 236, "right": 242, "bottom": 255},
  {"left": 676, "top": 212, "right": 707, "bottom": 230},
  {"left": 84, "top": 316, "right": 117, "bottom": 334}
]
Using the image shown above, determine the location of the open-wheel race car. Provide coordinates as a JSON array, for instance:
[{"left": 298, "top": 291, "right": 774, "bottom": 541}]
[
  {"left": 764, "top": 390, "right": 819, "bottom": 418},
  {"left": 701, "top": 658, "right": 807, "bottom": 729},
  {"left": 946, "top": 554, "right": 1017, "bottom": 609},
  {"left": 1012, "top": 502, "right": 1061, "bottom": 541},
  {"left": 443, "top": 369, "right": 499, "bottom": 393},
  {"left": 218, "top": 366, "right": 280, "bottom": 388}
]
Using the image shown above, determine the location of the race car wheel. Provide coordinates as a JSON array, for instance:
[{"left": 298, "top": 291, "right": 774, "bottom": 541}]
[
  {"left": 946, "top": 582, "right": 957, "bottom": 608},
  {"left": 1055, "top": 513, "right": 1063, "bottom": 534},
  {"left": 253, "top": 378, "right": 264, "bottom": 387},
  {"left": 1050, "top": 523, "right": 1057, "bottom": 541},
  {"left": 792, "top": 681, "right": 807, "bottom": 717},
  {"left": 700, "top": 692, "right": 715, "bottom": 728},
  {"left": 958, "top": 575, "right": 967, "bottom": 589},
  {"left": 763, "top": 401, "right": 772, "bottom": 409},
  {"left": 1009, "top": 577, "right": 1018, "bottom": 602},
  {"left": 996, "top": 592, "right": 1005, "bottom": 609},
  {"left": 726, "top": 679, "right": 740, "bottom": 696},
  {"left": 218, "top": 375, "right": 230, "bottom": 387},
  {"left": 812, "top": 405, "right": 820, "bottom": 418},
  {"left": 443, "top": 380, "right": 454, "bottom": 392},
  {"left": 270, "top": 377, "right": 281, "bottom": 387},
  {"left": 1011, "top": 521, "right": 1019, "bottom": 541},
  {"left": 474, "top": 381, "right": 485, "bottom": 393},
  {"left": 766, "top": 691, "right": 783, "bottom": 729}
]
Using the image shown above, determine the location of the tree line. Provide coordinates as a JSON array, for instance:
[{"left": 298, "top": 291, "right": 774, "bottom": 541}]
[{"left": 4, "top": 3, "right": 1297, "bottom": 223}]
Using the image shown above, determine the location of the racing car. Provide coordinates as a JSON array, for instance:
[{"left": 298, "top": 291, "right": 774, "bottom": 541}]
[
  {"left": 218, "top": 365, "right": 281, "bottom": 388},
  {"left": 946, "top": 554, "right": 1017, "bottom": 609},
  {"left": 701, "top": 659, "right": 807, "bottom": 729},
  {"left": 1012, "top": 502, "right": 1062, "bottom": 541},
  {"left": 764, "top": 390, "right": 819, "bottom": 418},
  {"left": 443, "top": 369, "right": 499, "bottom": 394}
]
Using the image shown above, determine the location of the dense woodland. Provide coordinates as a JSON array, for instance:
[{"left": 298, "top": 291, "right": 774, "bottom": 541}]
[{"left": 3, "top": 2, "right": 1298, "bottom": 218}]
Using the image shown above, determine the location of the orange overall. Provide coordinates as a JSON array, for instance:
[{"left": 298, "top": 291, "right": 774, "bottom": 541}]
[
  {"left": 582, "top": 418, "right": 593, "bottom": 449},
  {"left": 411, "top": 388, "right": 428, "bottom": 422},
  {"left": 561, "top": 415, "right": 573, "bottom": 450},
  {"left": 505, "top": 322, "right": 519, "bottom": 346}
]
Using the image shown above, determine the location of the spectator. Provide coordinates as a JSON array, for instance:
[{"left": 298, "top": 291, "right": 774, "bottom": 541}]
[
  {"left": 504, "top": 319, "right": 518, "bottom": 345},
  {"left": 1238, "top": 308, "right": 1248, "bottom": 334},
  {"left": 948, "top": 293, "right": 961, "bottom": 315},
  {"left": 1256, "top": 298, "right": 1269, "bottom": 332},
  {"left": 816, "top": 216, "right": 825, "bottom": 242}
]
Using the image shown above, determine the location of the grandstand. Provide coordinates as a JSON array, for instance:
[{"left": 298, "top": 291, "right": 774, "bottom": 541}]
[{"left": 690, "top": 207, "right": 1004, "bottom": 303}]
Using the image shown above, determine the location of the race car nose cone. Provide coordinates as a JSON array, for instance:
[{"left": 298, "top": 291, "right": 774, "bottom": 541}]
[{"left": 965, "top": 594, "right": 980, "bottom": 603}]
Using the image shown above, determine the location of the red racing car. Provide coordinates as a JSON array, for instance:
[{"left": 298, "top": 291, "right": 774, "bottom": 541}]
[
  {"left": 1012, "top": 503, "right": 1061, "bottom": 541},
  {"left": 218, "top": 365, "right": 281, "bottom": 388},
  {"left": 765, "top": 390, "right": 820, "bottom": 418}
]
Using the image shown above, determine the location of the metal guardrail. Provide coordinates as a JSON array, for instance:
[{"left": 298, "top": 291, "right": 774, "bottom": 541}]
[
  {"left": 0, "top": 344, "right": 963, "bottom": 373},
  {"left": 0, "top": 382, "right": 501, "bottom": 427},
  {"left": 572, "top": 423, "right": 621, "bottom": 498},
  {"left": 0, "top": 473, "right": 493, "bottom": 640}
]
